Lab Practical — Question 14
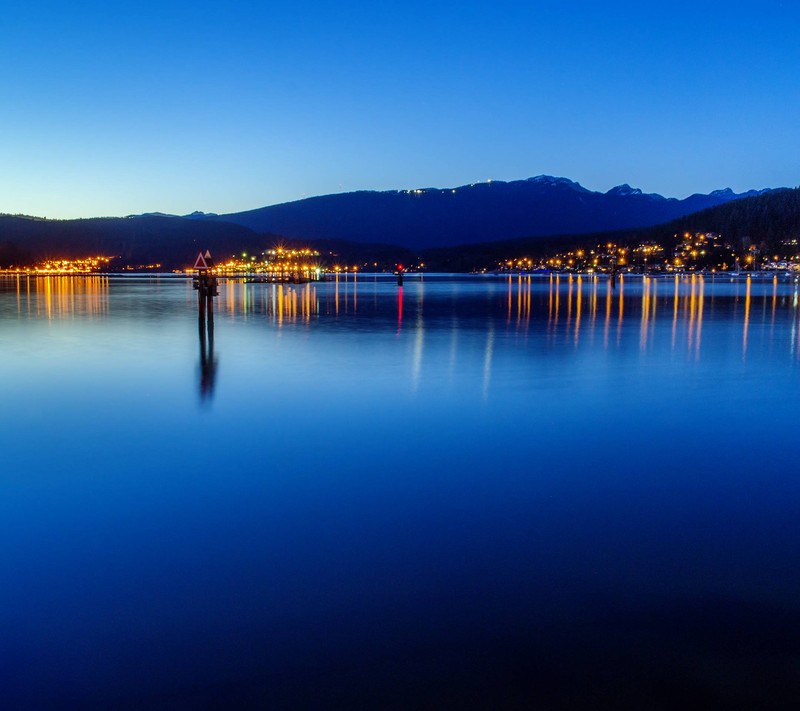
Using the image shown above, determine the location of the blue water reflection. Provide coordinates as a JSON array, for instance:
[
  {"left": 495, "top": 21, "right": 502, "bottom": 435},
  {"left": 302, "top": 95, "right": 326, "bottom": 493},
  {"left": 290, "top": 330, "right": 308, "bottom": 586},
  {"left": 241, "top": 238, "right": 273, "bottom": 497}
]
[{"left": 1, "top": 273, "right": 800, "bottom": 707}]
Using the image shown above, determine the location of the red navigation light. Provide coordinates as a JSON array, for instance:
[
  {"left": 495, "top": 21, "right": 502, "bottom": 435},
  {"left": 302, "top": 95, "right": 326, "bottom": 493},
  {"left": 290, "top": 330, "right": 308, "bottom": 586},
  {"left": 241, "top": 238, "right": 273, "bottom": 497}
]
[{"left": 397, "top": 264, "right": 404, "bottom": 272}]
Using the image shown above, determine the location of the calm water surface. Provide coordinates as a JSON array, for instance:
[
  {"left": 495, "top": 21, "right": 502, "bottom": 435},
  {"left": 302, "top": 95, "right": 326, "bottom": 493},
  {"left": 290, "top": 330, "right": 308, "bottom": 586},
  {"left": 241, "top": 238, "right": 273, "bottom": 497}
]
[{"left": 2, "top": 273, "right": 800, "bottom": 708}]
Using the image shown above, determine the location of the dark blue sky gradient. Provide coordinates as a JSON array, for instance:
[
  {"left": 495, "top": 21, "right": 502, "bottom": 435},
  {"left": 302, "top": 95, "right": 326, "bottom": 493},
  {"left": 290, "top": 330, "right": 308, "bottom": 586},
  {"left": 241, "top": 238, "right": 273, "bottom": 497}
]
[{"left": 2, "top": 1, "right": 798, "bottom": 217}]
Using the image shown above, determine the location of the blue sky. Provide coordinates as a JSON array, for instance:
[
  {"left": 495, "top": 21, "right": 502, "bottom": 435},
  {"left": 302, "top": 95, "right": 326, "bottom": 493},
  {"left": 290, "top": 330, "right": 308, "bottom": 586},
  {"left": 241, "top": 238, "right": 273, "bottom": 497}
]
[{"left": 2, "top": 1, "right": 798, "bottom": 218}]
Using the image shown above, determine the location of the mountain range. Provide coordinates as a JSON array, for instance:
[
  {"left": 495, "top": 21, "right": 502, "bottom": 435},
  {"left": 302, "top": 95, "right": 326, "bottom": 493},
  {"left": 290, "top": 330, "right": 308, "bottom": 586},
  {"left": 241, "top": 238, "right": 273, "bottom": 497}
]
[
  {"left": 0, "top": 176, "right": 791, "bottom": 268},
  {"left": 200, "top": 176, "right": 774, "bottom": 249},
  {"left": 420, "top": 187, "right": 800, "bottom": 272}
]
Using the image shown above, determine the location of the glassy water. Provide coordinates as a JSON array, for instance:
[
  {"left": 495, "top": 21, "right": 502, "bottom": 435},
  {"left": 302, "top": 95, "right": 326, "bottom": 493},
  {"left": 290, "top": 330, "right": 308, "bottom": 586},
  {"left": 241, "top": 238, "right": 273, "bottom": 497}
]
[{"left": 2, "top": 273, "right": 800, "bottom": 708}]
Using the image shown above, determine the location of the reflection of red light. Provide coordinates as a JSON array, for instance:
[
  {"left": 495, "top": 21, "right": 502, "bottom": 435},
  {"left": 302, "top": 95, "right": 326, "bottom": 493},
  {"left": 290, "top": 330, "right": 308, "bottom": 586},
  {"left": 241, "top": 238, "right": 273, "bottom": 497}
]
[{"left": 397, "top": 286, "right": 403, "bottom": 328}]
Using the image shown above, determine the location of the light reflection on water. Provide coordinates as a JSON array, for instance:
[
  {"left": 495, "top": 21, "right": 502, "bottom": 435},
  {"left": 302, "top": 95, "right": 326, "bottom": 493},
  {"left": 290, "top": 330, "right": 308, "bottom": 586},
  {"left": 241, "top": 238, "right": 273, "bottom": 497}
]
[
  {"left": 210, "top": 272, "right": 800, "bottom": 369},
  {"left": 2, "top": 273, "right": 800, "bottom": 707},
  {"left": 5, "top": 272, "right": 800, "bottom": 418},
  {"left": 3, "top": 274, "right": 111, "bottom": 320}
]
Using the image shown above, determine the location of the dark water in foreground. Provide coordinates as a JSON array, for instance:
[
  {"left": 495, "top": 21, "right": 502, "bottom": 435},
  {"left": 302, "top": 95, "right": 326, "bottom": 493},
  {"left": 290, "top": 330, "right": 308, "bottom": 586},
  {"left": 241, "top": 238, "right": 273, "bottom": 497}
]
[{"left": 2, "top": 273, "right": 800, "bottom": 709}]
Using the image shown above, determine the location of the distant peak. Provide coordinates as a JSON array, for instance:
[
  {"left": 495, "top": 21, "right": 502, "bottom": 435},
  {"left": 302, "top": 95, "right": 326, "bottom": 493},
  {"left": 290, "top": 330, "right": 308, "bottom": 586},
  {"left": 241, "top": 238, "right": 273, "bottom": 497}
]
[
  {"left": 526, "top": 175, "right": 587, "bottom": 191},
  {"left": 606, "top": 184, "right": 643, "bottom": 197},
  {"left": 128, "top": 211, "right": 177, "bottom": 218},
  {"left": 708, "top": 187, "right": 778, "bottom": 201}
]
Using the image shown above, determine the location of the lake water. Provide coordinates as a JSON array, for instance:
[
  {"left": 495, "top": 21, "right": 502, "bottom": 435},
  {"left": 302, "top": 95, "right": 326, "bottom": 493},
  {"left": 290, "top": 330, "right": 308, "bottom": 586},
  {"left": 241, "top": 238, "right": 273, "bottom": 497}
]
[{"left": 2, "top": 273, "right": 800, "bottom": 708}]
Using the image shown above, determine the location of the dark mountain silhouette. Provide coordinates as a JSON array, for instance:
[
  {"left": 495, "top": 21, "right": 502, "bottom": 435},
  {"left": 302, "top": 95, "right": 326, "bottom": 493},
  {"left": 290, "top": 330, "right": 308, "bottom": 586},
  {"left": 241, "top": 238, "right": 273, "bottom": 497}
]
[
  {"left": 417, "top": 187, "right": 800, "bottom": 271},
  {"left": 1, "top": 180, "right": 794, "bottom": 271},
  {"left": 0, "top": 214, "right": 413, "bottom": 270},
  {"left": 204, "top": 176, "right": 775, "bottom": 249},
  {"left": 665, "top": 186, "right": 800, "bottom": 247},
  {"left": 0, "top": 215, "right": 269, "bottom": 269}
]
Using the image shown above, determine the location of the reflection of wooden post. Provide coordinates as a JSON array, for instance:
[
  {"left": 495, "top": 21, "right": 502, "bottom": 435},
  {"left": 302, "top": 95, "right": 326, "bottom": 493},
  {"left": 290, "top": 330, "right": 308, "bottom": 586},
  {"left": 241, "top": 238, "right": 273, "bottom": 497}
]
[
  {"left": 610, "top": 259, "right": 617, "bottom": 289},
  {"left": 198, "top": 293, "right": 207, "bottom": 363},
  {"left": 194, "top": 251, "right": 218, "bottom": 399},
  {"left": 205, "top": 279, "right": 215, "bottom": 355}
]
